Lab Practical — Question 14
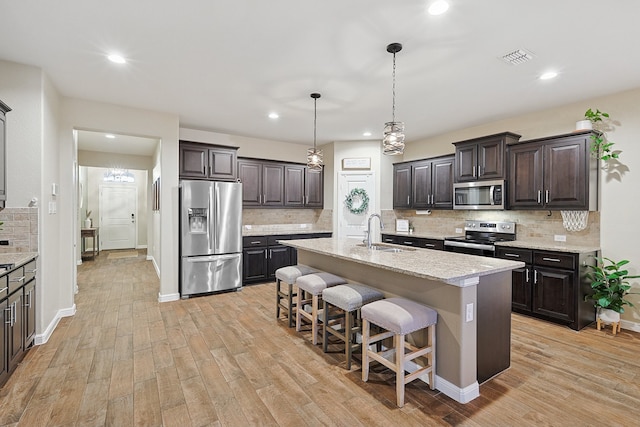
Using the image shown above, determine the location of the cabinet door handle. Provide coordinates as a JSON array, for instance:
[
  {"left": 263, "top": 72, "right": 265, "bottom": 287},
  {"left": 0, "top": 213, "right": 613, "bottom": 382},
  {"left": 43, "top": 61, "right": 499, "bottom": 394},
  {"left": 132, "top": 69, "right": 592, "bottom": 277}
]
[
  {"left": 407, "top": 196, "right": 410, "bottom": 205},
  {"left": 542, "top": 257, "right": 561, "bottom": 263},
  {"left": 4, "top": 307, "right": 10, "bottom": 325},
  {"left": 265, "top": 251, "right": 268, "bottom": 259},
  {"left": 10, "top": 275, "right": 25, "bottom": 283},
  {"left": 478, "top": 165, "right": 483, "bottom": 177},
  {"left": 472, "top": 166, "right": 477, "bottom": 178},
  {"left": 25, "top": 290, "right": 31, "bottom": 308},
  {"left": 504, "top": 253, "right": 521, "bottom": 258},
  {"left": 537, "top": 190, "right": 541, "bottom": 204},
  {"left": 545, "top": 190, "right": 550, "bottom": 204},
  {"left": 533, "top": 269, "right": 538, "bottom": 284},
  {"left": 525, "top": 268, "right": 530, "bottom": 283}
]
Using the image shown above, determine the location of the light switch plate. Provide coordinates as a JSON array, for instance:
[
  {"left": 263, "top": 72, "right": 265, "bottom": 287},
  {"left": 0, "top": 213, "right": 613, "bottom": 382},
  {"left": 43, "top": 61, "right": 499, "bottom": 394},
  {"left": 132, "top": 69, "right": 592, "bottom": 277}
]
[{"left": 466, "top": 303, "right": 474, "bottom": 322}]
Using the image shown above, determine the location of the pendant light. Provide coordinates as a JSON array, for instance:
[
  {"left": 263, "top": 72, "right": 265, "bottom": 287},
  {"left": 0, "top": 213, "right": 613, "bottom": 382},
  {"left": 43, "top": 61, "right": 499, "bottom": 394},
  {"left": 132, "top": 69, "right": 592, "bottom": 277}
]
[
  {"left": 307, "top": 92, "right": 323, "bottom": 171},
  {"left": 383, "top": 42, "right": 405, "bottom": 155}
]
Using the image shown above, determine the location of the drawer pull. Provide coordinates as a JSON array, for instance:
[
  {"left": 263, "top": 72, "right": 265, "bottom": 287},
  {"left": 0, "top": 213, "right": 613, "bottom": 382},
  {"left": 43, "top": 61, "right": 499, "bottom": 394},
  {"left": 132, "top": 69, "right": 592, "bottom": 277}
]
[
  {"left": 0, "top": 287, "right": 7, "bottom": 293},
  {"left": 403, "top": 241, "right": 414, "bottom": 245},
  {"left": 10, "top": 275, "right": 25, "bottom": 283},
  {"left": 504, "top": 253, "right": 521, "bottom": 258},
  {"left": 424, "top": 244, "right": 435, "bottom": 248},
  {"left": 250, "top": 241, "right": 262, "bottom": 245},
  {"left": 26, "top": 268, "right": 38, "bottom": 274},
  {"left": 542, "top": 257, "right": 561, "bottom": 262}
]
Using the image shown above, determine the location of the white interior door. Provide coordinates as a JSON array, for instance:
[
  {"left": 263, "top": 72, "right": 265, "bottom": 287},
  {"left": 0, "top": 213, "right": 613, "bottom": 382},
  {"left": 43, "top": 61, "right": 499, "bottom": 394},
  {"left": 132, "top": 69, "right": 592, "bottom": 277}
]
[
  {"left": 100, "top": 185, "right": 137, "bottom": 250},
  {"left": 338, "top": 172, "right": 377, "bottom": 240}
]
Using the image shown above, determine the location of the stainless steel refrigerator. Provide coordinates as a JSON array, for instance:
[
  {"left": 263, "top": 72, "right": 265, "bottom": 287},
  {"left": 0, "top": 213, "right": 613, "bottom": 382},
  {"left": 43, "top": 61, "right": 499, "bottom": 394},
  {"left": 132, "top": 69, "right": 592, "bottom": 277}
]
[{"left": 180, "top": 180, "right": 242, "bottom": 297}]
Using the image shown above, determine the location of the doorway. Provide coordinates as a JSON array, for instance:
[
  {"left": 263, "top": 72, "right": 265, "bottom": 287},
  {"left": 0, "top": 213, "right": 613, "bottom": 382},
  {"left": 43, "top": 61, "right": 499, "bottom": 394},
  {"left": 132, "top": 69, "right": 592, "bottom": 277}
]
[
  {"left": 99, "top": 184, "right": 137, "bottom": 250},
  {"left": 337, "top": 172, "right": 377, "bottom": 240}
]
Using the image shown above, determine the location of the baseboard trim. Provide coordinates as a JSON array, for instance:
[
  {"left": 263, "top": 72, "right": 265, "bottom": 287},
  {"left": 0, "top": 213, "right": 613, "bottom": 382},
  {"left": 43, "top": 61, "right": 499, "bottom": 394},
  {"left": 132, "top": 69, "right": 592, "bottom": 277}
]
[
  {"left": 35, "top": 304, "right": 77, "bottom": 345},
  {"left": 158, "top": 292, "right": 180, "bottom": 303},
  {"left": 402, "top": 354, "right": 479, "bottom": 403},
  {"left": 150, "top": 256, "right": 160, "bottom": 277},
  {"left": 137, "top": 244, "right": 148, "bottom": 249},
  {"left": 621, "top": 319, "right": 640, "bottom": 333}
]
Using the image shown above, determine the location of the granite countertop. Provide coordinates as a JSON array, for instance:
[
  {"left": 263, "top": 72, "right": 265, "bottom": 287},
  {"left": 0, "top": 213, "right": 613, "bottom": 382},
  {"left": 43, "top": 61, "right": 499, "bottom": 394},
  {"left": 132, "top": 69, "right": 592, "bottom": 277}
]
[
  {"left": 495, "top": 240, "right": 600, "bottom": 254},
  {"left": 243, "top": 228, "right": 332, "bottom": 237},
  {"left": 0, "top": 252, "right": 38, "bottom": 271},
  {"left": 280, "top": 238, "right": 523, "bottom": 286},
  {"left": 382, "top": 231, "right": 458, "bottom": 240}
]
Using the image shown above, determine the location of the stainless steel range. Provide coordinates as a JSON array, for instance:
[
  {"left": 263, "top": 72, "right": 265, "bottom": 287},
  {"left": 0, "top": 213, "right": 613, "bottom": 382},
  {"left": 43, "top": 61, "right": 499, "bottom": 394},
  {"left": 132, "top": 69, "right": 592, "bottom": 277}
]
[{"left": 444, "top": 220, "right": 516, "bottom": 257}]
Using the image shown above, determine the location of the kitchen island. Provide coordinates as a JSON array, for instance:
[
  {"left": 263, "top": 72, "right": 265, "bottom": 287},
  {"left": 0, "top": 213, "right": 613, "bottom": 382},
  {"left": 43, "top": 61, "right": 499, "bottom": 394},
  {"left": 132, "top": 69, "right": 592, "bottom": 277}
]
[{"left": 280, "top": 237, "right": 524, "bottom": 404}]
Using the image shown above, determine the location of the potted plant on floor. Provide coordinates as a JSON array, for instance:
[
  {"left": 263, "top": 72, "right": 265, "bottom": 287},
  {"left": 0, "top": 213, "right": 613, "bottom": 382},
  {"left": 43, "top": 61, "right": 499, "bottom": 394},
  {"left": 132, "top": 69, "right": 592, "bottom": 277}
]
[{"left": 585, "top": 257, "right": 640, "bottom": 332}]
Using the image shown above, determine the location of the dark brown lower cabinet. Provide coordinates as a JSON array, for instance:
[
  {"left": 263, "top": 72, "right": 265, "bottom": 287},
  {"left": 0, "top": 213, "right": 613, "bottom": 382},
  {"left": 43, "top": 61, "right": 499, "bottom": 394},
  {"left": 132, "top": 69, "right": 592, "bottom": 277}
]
[
  {"left": 381, "top": 234, "right": 444, "bottom": 250},
  {"left": 242, "top": 233, "right": 332, "bottom": 284},
  {"left": 496, "top": 247, "right": 596, "bottom": 330}
]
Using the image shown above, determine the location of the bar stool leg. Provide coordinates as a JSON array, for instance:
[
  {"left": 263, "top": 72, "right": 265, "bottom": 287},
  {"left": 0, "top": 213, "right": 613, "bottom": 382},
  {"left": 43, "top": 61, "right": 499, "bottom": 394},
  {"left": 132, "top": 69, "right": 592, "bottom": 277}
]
[
  {"left": 287, "top": 283, "right": 296, "bottom": 328},
  {"left": 362, "top": 319, "right": 370, "bottom": 382},
  {"left": 345, "top": 309, "right": 353, "bottom": 370},
  {"left": 296, "top": 290, "right": 303, "bottom": 332},
  {"left": 322, "top": 300, "right": 329, "bottom": 352},
  {"left": 275, "top": 279, "right": 282, "bottom": 319},
  {"left": 396, "top": 333, "right": 406, "bottom": 407},
  {"left": 311, "top": 294, "right": 320, "bottom": 345}
]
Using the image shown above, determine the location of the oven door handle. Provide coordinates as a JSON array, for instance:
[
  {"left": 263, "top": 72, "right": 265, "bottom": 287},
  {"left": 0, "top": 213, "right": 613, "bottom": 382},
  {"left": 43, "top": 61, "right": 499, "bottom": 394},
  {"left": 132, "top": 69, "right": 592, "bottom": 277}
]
[{"left": 444, "top": 240, "right": 495, "bottom": 252}]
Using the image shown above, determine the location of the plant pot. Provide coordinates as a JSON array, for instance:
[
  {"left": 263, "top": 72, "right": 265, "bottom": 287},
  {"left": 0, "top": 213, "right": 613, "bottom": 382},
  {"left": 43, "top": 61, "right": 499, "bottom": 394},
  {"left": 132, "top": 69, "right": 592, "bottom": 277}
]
[
  {"left": 575, "top": 119, "right": 593, "bottom": 131},
  {"left": 84, "top": 218, "right": 92, "bottom": 229},
  {"left": 597, "top": 308, "right": 620, "bottom": 325}
]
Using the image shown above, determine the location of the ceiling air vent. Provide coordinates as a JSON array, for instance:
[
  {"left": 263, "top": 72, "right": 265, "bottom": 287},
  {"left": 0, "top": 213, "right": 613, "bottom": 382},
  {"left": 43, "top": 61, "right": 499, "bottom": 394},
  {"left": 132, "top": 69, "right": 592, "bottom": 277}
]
[{"left": 501, "top": 49, "right": 534, "bottom": 65}]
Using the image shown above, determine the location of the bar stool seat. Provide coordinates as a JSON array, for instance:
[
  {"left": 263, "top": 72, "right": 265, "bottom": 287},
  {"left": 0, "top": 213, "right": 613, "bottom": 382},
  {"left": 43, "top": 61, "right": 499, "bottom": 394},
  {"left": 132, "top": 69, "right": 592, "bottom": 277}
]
[
  {"left": 275, "top": 265, "right": 318, "bottom": 327},
  {"left": 295, "top": 272, "right": 347, "bottom": 345},
  {"left": 361, "top": 297, "right": 437, "bottom": 407},
  {"left": 322, "top": 284, "right": 384, "bottom": 369}
]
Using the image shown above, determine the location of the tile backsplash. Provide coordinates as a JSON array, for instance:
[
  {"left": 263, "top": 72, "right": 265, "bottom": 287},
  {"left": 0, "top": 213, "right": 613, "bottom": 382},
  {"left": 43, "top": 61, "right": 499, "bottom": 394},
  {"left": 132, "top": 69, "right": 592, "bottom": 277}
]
[
  {"left": 384, "top": 209, "right": 600, "bottom": 247},
  {"left": 243, "top": 208, "right": 332, "bottom": 231},
  {"left": 0, "top": 207, "right": 39, "bottom": 253}
]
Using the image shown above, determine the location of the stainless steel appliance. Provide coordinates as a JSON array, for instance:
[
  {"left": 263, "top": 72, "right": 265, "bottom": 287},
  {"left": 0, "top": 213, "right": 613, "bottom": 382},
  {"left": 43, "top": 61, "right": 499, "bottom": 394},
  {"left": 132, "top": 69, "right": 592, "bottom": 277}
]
[
  {"left": 180, "top": 180, "right": 242, "bottom": 297},
  {"left": 444, "top": 220, "right": 516, "bottom": 257},
  {"left": 453, "top": 179, "right": 505, "bottom": 210}
]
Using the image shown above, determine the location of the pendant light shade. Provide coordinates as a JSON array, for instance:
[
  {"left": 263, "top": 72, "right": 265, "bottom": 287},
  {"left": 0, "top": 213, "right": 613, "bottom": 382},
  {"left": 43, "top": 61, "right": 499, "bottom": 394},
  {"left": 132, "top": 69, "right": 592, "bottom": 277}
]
[
  {"left": 307, "top": 92, "right": 323, "bottom": 171},
  {"left": 383, "top": 42, "right": 405, "bottom": 155}
]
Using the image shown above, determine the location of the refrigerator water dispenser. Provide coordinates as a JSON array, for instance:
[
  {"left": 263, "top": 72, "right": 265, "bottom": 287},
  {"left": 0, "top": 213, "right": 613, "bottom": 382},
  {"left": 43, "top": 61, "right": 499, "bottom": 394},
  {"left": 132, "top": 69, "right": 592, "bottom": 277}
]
[{"left": 187, "top": 208, "right": 208, "bottom": 233}]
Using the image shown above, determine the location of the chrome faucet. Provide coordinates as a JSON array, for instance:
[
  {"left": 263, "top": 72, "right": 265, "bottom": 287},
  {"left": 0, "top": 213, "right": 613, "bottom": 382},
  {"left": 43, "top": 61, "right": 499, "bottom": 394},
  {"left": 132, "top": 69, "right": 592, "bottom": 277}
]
[{"left": 366, "top": 213, "right": 384, "bottom": 249}]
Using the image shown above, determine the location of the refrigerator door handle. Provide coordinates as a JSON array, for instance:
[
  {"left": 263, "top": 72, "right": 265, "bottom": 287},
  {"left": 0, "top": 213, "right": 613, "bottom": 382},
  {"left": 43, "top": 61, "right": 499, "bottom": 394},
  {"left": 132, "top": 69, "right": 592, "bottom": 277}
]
[
  {"left": 209, "top": 185, "right": 215, "bottom": 252},
  {"left": 187, "top": 254, "right": 240, "bottom": 263}
]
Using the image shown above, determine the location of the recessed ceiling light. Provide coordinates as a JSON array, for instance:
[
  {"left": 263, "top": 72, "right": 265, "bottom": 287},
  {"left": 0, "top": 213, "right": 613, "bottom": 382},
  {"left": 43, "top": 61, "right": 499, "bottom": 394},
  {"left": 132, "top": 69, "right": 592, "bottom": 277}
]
[
  {"left": 268, "top": 112, "right": 279, "bottom": 119},
  {"left": 540, "top": 71, "right": 558, "bottom": 80},
  {"left": 363, "top": 131, "right": 372, "bottom": 137},
  {"left": 107, "top": 54, "right": 126, "bottom": 64},
  {"left": 428, "top": 1, "right": 450, "bottom": 15},
  {"left": 105, "top": 134, "right": 115, "bottom": 139}
]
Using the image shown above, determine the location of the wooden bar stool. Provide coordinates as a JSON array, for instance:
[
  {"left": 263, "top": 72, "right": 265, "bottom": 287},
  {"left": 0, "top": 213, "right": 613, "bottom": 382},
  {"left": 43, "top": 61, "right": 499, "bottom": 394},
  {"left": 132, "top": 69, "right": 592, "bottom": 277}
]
[
  {"left": 275, "top": 265, "right": 318, "bottom": 327},
  {"left": 295, "top": 272, "right": 347, "bottom": 345},
  {"left": 361, "top": 297, "right": 437, "bottom": 407},
  {"left": 322, "top": 284, "right": 384, "bottom": 369}
]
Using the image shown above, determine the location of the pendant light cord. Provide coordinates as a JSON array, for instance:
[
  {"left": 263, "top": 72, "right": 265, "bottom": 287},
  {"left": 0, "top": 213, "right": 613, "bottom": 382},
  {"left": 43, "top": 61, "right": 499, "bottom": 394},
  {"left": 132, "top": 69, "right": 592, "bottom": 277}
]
[
  {"left": 313, "top": 96, "right": 317, "bottom": 150},
  {"left": 392, "top": 51, "right": 396, "bottom": 123}
]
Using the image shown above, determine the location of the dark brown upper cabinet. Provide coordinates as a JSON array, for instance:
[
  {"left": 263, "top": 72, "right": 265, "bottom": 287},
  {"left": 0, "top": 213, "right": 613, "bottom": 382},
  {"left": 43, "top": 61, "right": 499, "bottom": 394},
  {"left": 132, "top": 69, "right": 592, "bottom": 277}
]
[
  {"left": 453, "top": 132, "right": 521, "bottom": 182},
  {"left": 238, "top": 159, "right": 284, "bottom": 207},
  {"left": 393, "top": 154, "right": 454, "bottom": 210},
  {"left": 508, "top": 131, "right": 598, "bottom": 211},
  {"left": 179, "top": 141, "right": 238, "bottom": 181}
]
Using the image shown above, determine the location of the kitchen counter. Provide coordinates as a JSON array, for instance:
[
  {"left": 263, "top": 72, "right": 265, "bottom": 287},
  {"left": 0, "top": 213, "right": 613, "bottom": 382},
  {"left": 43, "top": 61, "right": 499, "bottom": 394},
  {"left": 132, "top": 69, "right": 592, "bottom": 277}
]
[
  {"left": 496, "top": 240, "right": 600, "bottom": 254},
  {"left": 281, "top": 238, "right": 522, "bottom": 286},
  {"left": 242, "top": 228, "right": 332, "bottom": 237},
  {"left": 280, "top": 238, "right": 523, "bottom": 404},
  {"left": 381, "top": 231, "right": 457, "bottom": 240},
  {"left": 0, "top": 252, "right": 38, "bottom": 271}
]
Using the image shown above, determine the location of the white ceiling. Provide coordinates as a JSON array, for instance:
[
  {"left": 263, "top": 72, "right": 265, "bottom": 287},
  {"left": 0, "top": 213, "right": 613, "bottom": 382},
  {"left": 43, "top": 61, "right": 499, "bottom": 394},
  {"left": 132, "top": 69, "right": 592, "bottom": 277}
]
[{"left": 2, "top": 1, "right": 640, "bottom": 150}]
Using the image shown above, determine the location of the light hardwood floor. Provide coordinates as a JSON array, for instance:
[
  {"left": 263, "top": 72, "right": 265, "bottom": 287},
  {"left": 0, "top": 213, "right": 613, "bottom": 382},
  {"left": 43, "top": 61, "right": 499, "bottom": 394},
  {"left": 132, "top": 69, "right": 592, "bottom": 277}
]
[{"left": 1, "top": 251, "right": 640, "bottom": 426}]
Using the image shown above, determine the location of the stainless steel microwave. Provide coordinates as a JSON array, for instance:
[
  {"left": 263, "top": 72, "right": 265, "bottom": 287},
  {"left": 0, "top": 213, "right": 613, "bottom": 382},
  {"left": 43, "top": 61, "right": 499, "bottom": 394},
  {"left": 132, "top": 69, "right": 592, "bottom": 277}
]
[{"left": 453, "top": 179, "right": 505, "bottom": 210}]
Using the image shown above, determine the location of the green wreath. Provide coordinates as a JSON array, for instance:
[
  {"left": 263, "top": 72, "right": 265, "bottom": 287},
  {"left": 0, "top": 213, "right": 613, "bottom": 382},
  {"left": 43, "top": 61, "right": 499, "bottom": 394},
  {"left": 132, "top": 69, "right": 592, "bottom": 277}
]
[{"left": 344, "top": 188, "right": 369, "bottom": 215}]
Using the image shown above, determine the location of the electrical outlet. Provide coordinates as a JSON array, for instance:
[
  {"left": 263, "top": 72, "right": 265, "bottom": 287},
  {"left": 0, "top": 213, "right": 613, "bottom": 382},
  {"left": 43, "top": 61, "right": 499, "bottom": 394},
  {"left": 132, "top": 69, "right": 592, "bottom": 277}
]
[
  {"left": 0, "top": 240, "right": 9, "bottom": 246},
  {"left": 455, "top": 228, "right": 463, "bottom": 234},
  {"left": 466, "top": 303, "right": 474, "bottom": 322},
  {"left": 554, "top": 234, "right": 567, "bottom": 242}
]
